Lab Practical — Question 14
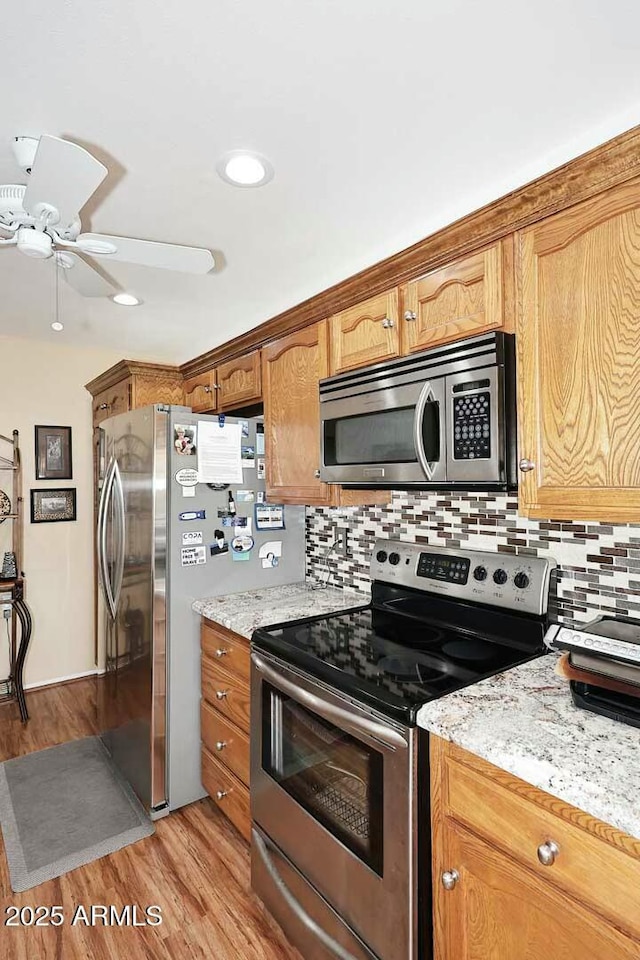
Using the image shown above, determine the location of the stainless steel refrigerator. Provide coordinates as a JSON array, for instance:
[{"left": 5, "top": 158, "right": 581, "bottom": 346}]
[{"left": 96, "top": 404, "right": 306, "bottom": 817}]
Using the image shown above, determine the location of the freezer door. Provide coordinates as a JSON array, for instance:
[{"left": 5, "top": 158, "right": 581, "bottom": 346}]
[{"left": 98, "top": 406, "right": 167, "bottom": 813}]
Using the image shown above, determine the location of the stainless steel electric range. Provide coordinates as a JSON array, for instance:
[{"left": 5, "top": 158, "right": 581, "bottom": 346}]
[{"left": 250, "top": 540, "right": 556, "bottom": 960}]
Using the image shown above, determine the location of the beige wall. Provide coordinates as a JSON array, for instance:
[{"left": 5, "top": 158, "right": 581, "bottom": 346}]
[{"left": 0, "top": 335, "right": 124, "bottom": 688}]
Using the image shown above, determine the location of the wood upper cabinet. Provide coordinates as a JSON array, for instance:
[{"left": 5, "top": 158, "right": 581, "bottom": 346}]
[
  {"left": 86, "top": 361, "right": 184, "bottom": 428},
  {"left": 402, "top": 240, "right": 508, "bottom": 355},
  {"left": 262, "top": 321, "right": 334, "bottom": 505},
  {"left": 329, "top": 290, "right": 400, "bottom": 374},
  {"left": 183, "top": 370, "right": 217, "bottom": 413},
  {"left": 217, "top": 350, "right": 262, "bottom": 410},
  {"left": 516, "top": 178, "right": 640, "bottom": 521},
  {"left": 431, "top": 738, "right": 640, "bottom": 960}
]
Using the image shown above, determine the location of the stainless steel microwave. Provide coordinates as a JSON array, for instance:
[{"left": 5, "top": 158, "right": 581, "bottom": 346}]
[{"left": 319, "top": 331, "right": 517, "bottom": 489}]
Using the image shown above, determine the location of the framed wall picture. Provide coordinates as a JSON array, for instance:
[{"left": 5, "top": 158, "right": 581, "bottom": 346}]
[
  {"left": 34, "top": 425, "right": 72, "bottom": 480},
  {"left": 30, "top": 488, "right": 77, "bottom": 523}
]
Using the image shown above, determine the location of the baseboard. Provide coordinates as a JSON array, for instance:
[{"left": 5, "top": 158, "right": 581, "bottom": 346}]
[{"left": 25, "top": 669, "right": 99, "bottom": 692}]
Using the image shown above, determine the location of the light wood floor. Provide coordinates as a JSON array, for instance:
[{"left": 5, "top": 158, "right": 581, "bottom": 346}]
[{"left": 0, "top": 679, "right": 302, "bottom": 960}]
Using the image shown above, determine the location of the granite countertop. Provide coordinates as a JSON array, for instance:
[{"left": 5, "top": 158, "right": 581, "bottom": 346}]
[
  {"left": 192, "top": 582, "right": 370, "bottom": 640},
  {"left": 417, "top": 654, "right": 640, "bottom": 841}
]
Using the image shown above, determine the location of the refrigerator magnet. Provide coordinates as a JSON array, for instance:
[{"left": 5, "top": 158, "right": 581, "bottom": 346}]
[
  {"left": 231, "top": 534, "right": 254, "bottom": 553},
  {"left": 256, "top": 423, "right": 265, "bottom": 455},
  {"left": 210, "top": 530, "right": 229, "bottom": 556},
  {"left": 256, "top": 491, "right": 266, "bottom": 504},
  {"left": 257, "top": 458, "right": 265, "bottom": 479},
  {"left": 236, "top": 490, "right": 255, "bottom": 502},
  {"left": 182, "top": 531, "right": 203, "bottom": 546},
  {"left": 175, "top": 467, "right": 199, "bottom": 486},
  {"left": 182, "top": 486, "right": 196, "bottom": 498},
  {"left": 255, "top": 503, "right": 285, "bottom": 530},
  {"left": 181, "top": 545, "right": 206, "bottom": 566},
  {"left": 179, "top": 509, "right": 206, "bottom": 521},
  {"left": 231, "top": 548, "right": 251, "bottom": 563},
  {"left": 174, "top": 424, "right": 197, "bottom": 456},
  {"left": 241, "top": 445, "right": 256, "bottom": 468},
  {"left": 259, "top": 540, "right": 282, "bottom": 569},
  {"left": 239, "top": 420, "right": 249, "bottom": 438}
]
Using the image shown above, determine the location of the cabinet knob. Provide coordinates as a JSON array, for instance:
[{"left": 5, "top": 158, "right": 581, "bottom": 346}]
[
  {"left": 441, "top": 869, "right": 460, "bottom": 891},
  {"left": 404, "top": 310, "right": 417, "bottom": 321},
  {"left": 98, "top": 403, "right": 109, "bottom": 410},
  {"left": 215, "top": 647, "right": 229, "bottom": 658},
  {"left": 381, "top": 318, "right": 395, "bottom": 329},
  {"left": 314, "top": 469, "right": 321, "bottom": 479},
  {"left": 537, "top": 840, "right": 559, "bottom": 866},
  {"left": 204, "top": 385, "right": 211, "bottom": 393},
  {"left": 215, "top": 790, "right": 228, "bottom": 801},
  {"left": 519, "top": 458, "right": 536, "bottom": 473},
  {"left": 215, "top": 689, "right": 228, "bottom": 700},
  {"left": 215, "top": 740, "right": 227, "bottom": 752}
]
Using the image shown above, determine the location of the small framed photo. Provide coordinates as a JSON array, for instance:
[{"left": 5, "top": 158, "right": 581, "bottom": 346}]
[
  {"left": 35, "top": 425, "right": 73, "bottom": 480},
  {"left": 30, "top": 488, "right": 77, "bottom": 523}
]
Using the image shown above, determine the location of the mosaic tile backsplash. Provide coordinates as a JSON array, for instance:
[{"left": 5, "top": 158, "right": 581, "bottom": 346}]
[{"left": 305, "top": 492, "right": 640, "bottom": 625}]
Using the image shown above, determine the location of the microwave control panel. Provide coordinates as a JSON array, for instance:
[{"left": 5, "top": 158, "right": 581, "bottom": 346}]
[{"left": 453, "top": 391, "right": 491, "bottom": 460}]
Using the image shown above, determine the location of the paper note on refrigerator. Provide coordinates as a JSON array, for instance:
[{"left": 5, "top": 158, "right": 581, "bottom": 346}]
[{"left": 197, "top": 420, "right": 243, "bottom": 484}]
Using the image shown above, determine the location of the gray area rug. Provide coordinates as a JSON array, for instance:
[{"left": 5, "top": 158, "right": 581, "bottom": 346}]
[{"left": 0, "top": 736, "right": 154, "bottom": 892}]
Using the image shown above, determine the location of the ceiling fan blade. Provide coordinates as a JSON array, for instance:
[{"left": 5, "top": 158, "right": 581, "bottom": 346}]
[
  {"left": 76, "top": 233, "right": 215, "bottom": 274},
  {"left": 23, "top": 136, "right": 107, "bottom": 228},
  {"left": 58, "top": 253, "right": 117, "bottom": 298}
]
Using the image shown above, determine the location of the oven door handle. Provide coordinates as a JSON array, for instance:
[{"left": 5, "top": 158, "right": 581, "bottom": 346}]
[
  {"left": 251, "top": 652, "right": 408, "bottom": 750},
  {"left": 413, "top": 380, "right": 441, "bottom": 481},
  {"left": 253, "top": 829, "right": 368, "bottom": 960}
]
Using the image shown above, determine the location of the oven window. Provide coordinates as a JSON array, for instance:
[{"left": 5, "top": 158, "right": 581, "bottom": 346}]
[
  {"left": 262, "top": 683, "right": 384, "bottom": 875},
  {"left": 325, "top": 407, "right": 417, "bottom": 465}
]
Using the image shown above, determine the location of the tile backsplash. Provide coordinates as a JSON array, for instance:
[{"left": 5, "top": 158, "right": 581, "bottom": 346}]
[{"left": 305, "top": 492, "right": 640, "bottom": 625}]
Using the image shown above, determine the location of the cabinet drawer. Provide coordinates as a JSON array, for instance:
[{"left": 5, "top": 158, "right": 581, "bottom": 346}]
[
  {"left": 442, "top": 748, "right": 640, "bottom": 941},
  {"left": 202, "top": 746, "right": 251, "bottom": 843},
  {"left": 201, "top": 700, "right": 250, "bottom": 786},
  {"left": 201, "top": 620, "right": 250, "bottom": 681},
  {"left": 201, "top": 656, "right": 250, "bottom": 732}
]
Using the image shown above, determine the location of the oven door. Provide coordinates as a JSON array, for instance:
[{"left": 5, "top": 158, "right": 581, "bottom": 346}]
[
  {"left": 251, "top": 649, "right": 416, "bottom": 960},
  {"left": 320, "top": 377, "right": 446, "bottom": 485}
]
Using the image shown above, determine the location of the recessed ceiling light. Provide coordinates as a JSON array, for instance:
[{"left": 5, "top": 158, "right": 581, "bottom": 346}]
[
  {"left": 216, "top": 150, "right": 274, "bottom": 187},
  {"left": 51, "top": 321, "right": 64, "bottom": 332},
  {"left": 112, "top": 293, "right": 141, "bottom": 306}
]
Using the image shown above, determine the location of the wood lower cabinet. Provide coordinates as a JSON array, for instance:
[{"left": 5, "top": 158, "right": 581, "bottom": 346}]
[
  {"left": 217, "top": 350, "right": 262, "bottom": 409},
  {"left": 262, "top": 321, "right": 334, "bottom": 505},
  {"left": 183, "top": 369, "right": 217, "bottom": 413},
  {"left": 431, "top": 737, "right": 640, "bottom": 960},
  {"left": 200, "top": 617, "right": 251, "bottom": 842},
  {"left": 516, "top": 177, "right": 640, "bottom": 521},
  {"left": 329, "top": 289, "right": 400, "bottom": 374},
  {"left": 402, "top": 240, "right": 508, "bottom": 354}
]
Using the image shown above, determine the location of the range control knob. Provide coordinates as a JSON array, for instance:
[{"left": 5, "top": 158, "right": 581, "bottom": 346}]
[
  {"left": 514, "top": 572, "right": 530, "bottom": 589},
  {"left": 493, "top": 568, "right": 508, "bottom": 585},
  {"left": 376, "top": 550, "right": 388, "bottom": 563},
  {"left": 388, "top": 552, "right": 401, "bottom": 566},
  {"left": 473, "top": 565, "right": 488, "bottom": 582}
]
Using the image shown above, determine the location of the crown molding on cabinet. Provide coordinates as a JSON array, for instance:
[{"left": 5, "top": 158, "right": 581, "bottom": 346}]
[{"left": 180, "top": 123, "right": 640, "bottom": 379}]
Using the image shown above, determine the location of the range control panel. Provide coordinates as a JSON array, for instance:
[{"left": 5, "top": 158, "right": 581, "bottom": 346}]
[{"left": 371, "top": 539, "right": 556, "bottom": 617}]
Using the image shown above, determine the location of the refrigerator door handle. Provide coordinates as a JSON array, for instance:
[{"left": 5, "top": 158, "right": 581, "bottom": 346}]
[
  {"left": 99, "top": 456, "right": 118, "bottom": 621},
  {"left": 111, "top": 460, "right": 126, "bottom": 613}
]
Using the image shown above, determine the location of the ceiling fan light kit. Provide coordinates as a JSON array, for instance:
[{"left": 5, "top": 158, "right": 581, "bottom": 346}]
[{"left": 0, "top": 134, "right": 215, "bottom": 299}]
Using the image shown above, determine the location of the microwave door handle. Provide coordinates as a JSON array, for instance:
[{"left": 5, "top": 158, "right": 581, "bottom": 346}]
[
  {"left": 413, "top": 381, "right": 440, "bottom": 481},
  {"left": 253, "top": 829, "right": 363, "bottom": 960},
  {"left": 251, "top": 652, "right": 407, "bottom": 750}
]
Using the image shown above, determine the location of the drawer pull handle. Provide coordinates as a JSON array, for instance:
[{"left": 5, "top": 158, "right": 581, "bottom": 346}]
[
  {"left": 215, "top": 790, "right": 228, "bottom": 801},
  {"left": 215, "top": 690, "right": 229, "bottom": 700},
  {"left": 215, "top": 740, "right": 227, "bottom": 751},
  {"left": 441, "top": 870, "right": 459, "bottom": 891},
  {"left": 215, "top": 647, "right": 229, "bottom": 658},
  {"left": 537, "top": 841, "right": 560, "bottom": 866}
]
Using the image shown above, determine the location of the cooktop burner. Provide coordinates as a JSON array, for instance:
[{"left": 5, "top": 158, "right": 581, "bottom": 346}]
[{"left": 252, "top": 539, "right": 555, "bottom": 724}]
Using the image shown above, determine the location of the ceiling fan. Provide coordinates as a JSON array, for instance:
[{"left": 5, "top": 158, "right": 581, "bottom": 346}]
[{"left": 0, "top": 135, "right": 215, "bottom": 298}]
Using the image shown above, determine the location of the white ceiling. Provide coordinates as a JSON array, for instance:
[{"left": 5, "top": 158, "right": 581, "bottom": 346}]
[{"left": 2, "top": 0, "right": 640, "bottom": 365}]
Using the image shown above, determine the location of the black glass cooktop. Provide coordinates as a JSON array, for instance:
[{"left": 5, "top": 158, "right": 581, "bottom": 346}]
[{"left": 253, "top": 594, "right": 548, "bottom": 723}]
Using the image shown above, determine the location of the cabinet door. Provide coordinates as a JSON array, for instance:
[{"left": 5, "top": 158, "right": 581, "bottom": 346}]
[
  {"left": 262, "top": 322, "right": 334, "bottom": 505},
  {"left": 402, "top": 242, "right": 504, "bottom": 354},
  {"left": 92, "top": 380, "right": 131, "bottom": 425},
  {"left": 434, "top": 822, "right": 639, "bottom": 960},
  {"left": 329, "top": 290, "right": 400, "bottom": 373},
  {"left": 217, "top": 350, "right": 262, "bottom": 410},
  {"left": 517, "top": 179, "right": 640, "bottom": 521},
  {"left": 183, "top": 370, "right": 217, "bottom": 413}
]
